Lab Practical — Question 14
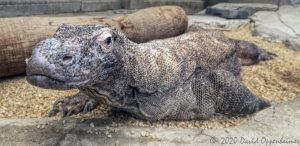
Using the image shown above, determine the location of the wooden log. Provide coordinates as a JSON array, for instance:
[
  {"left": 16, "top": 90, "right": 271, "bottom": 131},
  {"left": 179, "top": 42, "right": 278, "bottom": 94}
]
[
  {"left": 115, "top": 6, "right": 187, "bottom": 42},
  {"left": 0, "top": 6, "right": 187, "bottom": 78}
]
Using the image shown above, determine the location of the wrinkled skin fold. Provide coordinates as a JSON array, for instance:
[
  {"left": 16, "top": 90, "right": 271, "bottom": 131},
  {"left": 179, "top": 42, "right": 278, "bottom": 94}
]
[{"left": 26, "top": 24, "right": 274, "bottom": 120}]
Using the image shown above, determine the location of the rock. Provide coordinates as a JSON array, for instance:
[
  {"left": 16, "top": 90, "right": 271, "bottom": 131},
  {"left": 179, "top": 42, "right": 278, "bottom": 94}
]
[
  {"left": 206, "top": 7, "right": 249, "bottom": 19},
  {"left": 251, "top": 5, "right": 300, "bottom": 51},
  {"left": 196, "top": 9, "right": 207, "bottom": 15},
  {"left": 188, "top": 15, "right": 250, "bottom": 29},
  {"left": 90, "top": 122, "right": 95, "bottom": 128},
  {"left": 285, "top": 38, "right": 300, "bottom": 51},
  {"left": 228, "top": 0, "right": 280, "bottom": 4},
  {"left": 107, "top": 134, "right": 112, "bottom": 138},
  {"left": 278, "top": 4, "right": 300, "bottom": 34},
  {"left": 205, "top": 3, "right": 278, "bottom": 19},
  {"left": 226, "top": 0, "right": 300, "bottom": 7},
  {"left": 280, "top": 0, "right": 300, "bottom": 5},
  {"left": 209, "top": 0, "right": 300, "bottom": 6}
]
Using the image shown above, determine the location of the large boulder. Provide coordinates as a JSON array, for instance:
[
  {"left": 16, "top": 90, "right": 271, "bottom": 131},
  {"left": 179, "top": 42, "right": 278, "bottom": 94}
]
[
  {"left": 279, "top": 0, "right": 300, "bottom": 5},
  {"left": 228, "top": 0, "right": 279, "bottom": 4},
  {"left": 205, "top": 3, "right": 278, "bottom": 19},
  {"left": 228, "top": 0, "right": 300, "bottom": 6},
  {"left": 188, "top": 15, "right": 249, "bottom": 29},
  {"left": 251, "top": 5, "right": 300, "bottom": 51}
]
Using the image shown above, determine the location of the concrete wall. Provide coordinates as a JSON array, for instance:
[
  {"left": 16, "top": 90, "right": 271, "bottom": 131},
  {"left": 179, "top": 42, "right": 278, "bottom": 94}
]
[
  {"left": 0, "top": 0, "right": 123, "bottom": 17},
  {"left": 0, "top": 0, "right": 204, "bottom": 17},
  {"left": 204, "top": 0, "right": 229, "bottom": 7},
  {"left": 81, "top": 0, "right": 123, "bottom": 12},
  {"left": 124, "top": 0, "right": 204, "bottom": 14}
]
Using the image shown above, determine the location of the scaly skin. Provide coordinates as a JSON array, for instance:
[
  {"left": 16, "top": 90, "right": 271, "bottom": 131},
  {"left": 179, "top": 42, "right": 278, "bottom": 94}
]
[{"left": 26, "top": 24, "right": 273, "bottom": 120}]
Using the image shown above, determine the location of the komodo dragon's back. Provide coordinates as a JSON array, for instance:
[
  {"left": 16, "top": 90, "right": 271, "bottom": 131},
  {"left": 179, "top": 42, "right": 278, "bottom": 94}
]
[{"left": 127, "top": 28, "right": 242, "bottom": 93}]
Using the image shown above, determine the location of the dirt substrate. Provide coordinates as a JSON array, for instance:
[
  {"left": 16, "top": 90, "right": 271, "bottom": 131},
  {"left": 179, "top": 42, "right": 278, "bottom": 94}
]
[{"left": 0, "top": 26, "right": 299, "bottom": 129}]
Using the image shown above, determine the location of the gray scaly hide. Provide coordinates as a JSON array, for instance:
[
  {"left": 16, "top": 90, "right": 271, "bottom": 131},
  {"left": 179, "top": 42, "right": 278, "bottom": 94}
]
[{"left": 26, "top": 24, "right": 271, "bottom": 121}]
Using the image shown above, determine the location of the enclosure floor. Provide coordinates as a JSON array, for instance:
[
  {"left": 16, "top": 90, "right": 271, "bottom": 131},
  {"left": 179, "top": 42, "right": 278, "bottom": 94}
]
[{"left": 0, "top": 26, "right": 299, "bottom": 129}]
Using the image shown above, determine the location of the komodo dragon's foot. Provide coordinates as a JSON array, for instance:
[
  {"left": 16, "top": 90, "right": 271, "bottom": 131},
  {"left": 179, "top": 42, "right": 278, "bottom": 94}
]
[
  {"left": 48, "top": 92, "right": 99, "bottom": 117},
  {"left": 258, "top": 50, "right": 277, "bottom": 61},
  {"left": 234, "top": 40, "right": 278, "bottom": 65}
]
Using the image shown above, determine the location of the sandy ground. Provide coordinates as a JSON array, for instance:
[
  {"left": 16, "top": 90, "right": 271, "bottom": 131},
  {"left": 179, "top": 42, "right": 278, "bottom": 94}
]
[{"left": 0, "top": 26, "right": 299, "bottom": 129}]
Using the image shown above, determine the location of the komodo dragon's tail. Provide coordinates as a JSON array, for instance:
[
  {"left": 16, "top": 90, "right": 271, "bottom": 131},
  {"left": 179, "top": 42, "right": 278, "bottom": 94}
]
[{"left": 238, "top": 98, "right": 271, "bottom": 116}]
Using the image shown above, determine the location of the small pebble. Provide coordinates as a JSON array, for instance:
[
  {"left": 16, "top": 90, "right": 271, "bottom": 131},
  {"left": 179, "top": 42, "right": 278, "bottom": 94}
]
[
  {"left": 115, "top": 140, "right": 120, "bottom": 146},
  {"left": 149, "top": 133, "right": 156, "bottom": 139},
  {"left": 141, "top": 131, "right": 147, "bottom": 137},
  {"left": 107, "top": 134, "right": 112, "bottom": 138},
  {"left": 87, "top": 129, "right": 92, "bottom": 134},
  {"left": 111, "top": 122, "right": 117, "bottom": 127},
  {"left": 90, "top": 122, "right": 95, "bottom": 128}
]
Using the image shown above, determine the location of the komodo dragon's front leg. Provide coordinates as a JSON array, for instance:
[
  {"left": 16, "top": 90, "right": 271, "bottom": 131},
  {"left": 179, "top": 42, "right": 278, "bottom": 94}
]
[{"left": 48, "top": 92, "right": 99, "bottom": 117}]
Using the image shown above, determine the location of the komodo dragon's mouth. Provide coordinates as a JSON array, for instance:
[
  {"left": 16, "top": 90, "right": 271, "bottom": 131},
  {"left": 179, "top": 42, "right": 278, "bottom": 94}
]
[
  {"left": 26, "top": 74, "right": 70, "bottom": 90},
  {"left": 26, "top": 74, "right": 89, "bottom": 90},
  {"left": 26, "top": 56, "right": 90, "bottom": 90}
]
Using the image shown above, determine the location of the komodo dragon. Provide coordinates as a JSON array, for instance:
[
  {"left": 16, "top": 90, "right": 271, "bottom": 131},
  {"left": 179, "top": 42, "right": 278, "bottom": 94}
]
[{"left": 26, "top": 24, "right": 276, "bottom": 120}]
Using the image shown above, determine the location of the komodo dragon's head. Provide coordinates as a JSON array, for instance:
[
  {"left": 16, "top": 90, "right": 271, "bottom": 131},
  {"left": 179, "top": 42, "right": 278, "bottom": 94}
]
[{"left": 26, "top": 24, "right": 127, "bottom": 89}]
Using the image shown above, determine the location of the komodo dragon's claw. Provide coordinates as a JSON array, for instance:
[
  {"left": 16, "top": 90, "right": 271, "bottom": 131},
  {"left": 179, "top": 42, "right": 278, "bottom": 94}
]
[
  {"left": 258, "top": 50, "right": 277, "bottom": 61},
  {"left": 48, "top": 93, "right": 99, "bottom": 117}
]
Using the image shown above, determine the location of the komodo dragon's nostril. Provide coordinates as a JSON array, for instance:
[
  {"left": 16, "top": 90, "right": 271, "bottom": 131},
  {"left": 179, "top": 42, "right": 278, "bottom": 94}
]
[{"left": 62, "top": 55, "right": 73, "bottom": 66}]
